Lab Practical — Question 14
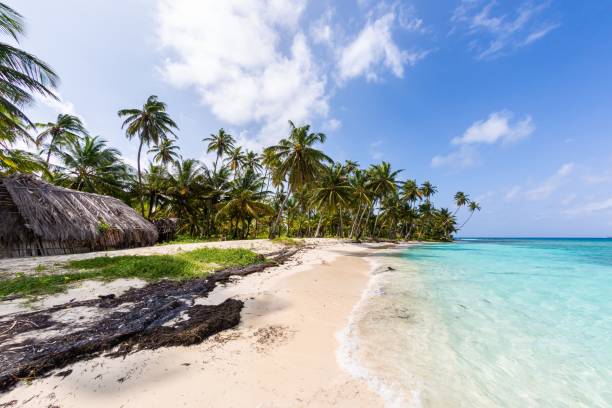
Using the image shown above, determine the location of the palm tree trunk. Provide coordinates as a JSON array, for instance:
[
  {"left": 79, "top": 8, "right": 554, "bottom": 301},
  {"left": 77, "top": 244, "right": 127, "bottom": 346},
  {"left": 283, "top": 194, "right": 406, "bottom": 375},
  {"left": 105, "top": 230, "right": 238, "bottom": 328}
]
[
  {"left": 137, "top": 138, "right": 145, "bottom": 216},
  {"left": 350, "top": 204, "right": 362, "bottom": 238},
  {"left": 45, "top": 133, "right": 58, "bottom": 165},
  {"left": 315, "top": 213, "right": 323, "bottom": 238},
  {"left": 271, "top": 191, "right": 290, "bottom": 238},
  {"left": 458, "top": 211, "right": 475, "bottom": 230}
]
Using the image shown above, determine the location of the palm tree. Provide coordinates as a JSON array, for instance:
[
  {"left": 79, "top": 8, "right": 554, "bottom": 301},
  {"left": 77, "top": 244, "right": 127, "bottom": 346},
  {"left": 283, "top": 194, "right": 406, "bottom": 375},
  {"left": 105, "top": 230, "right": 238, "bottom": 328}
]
[
  {"left": 266, "top": 120, "right": 332, "bottom": 237},
  {"left": 243, "top": 150, "right": 262, "bottom": 174},
  {"left": 217, "top": 170, "right": 272, "bottom": 239},
  {"left": 56, "top": 135, "right": 129, "bottom": 196},
  {"left": 367, "top": 161, "right": 402, "bottom": 236},
  {"left": 0, "top": 106, "right": 44, "bottom": 175},
  {"left": 453, "top": 191, "right": 470, "bottom": 216},
  {"left": 0, "top": 2, "right": 58, "bottom": 133},
  {"left": 142, "top": 163, "right": 169, "bottom": 219},
  {"left": 35, "top": 114, "right": 87, "bottom": 165},
  {"left": 149, "top": 138, "right": 180, "bottom": 166},
  {"left": 166, "top": 159, "right": 205, "bottom": 235},
  {"left": 419, "top": 181, "right": 437, "bottom": 203},
  {"left": 349, "top": 170, "right": 372, "bottom": 239},
  {"left": 458, "top": 201, "right": 481, "bottom": 230},
  {"left": 224, "top": 146, "right": 246, "bottom": 175},
  {"left": 401, "top": 179, "right": 422, "bottom": 206},
  {"left": 436, "top": 208, "right": 457, "bottom": 241},
  {"left": 118, "top": 95, "right": 178, "bottom": 215},
  {"left": 311, "top": 165, "right": 354, "bottom": 237},
  {"left": 204, "top": 128, "right": 235, "bottom": 171}
]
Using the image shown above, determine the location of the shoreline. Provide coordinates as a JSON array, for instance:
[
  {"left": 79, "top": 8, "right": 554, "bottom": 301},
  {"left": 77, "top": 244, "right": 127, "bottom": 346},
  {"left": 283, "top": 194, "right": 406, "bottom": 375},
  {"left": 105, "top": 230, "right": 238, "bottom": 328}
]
[{"left": 0, "top": 240, "right": 395, "bottom": 407}]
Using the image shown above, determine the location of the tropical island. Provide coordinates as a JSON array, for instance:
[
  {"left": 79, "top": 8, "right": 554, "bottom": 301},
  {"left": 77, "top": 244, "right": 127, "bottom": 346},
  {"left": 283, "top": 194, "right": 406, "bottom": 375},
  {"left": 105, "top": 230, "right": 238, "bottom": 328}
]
[{"left": 0, "top": 2, "right": 486, "bottom": 407}]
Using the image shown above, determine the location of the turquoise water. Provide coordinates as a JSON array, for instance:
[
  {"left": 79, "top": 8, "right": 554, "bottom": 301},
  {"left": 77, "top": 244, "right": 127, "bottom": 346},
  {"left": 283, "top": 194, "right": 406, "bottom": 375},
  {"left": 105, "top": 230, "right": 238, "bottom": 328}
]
[{"left": 350, "top": 239, "right": 612, "bottom": 407}]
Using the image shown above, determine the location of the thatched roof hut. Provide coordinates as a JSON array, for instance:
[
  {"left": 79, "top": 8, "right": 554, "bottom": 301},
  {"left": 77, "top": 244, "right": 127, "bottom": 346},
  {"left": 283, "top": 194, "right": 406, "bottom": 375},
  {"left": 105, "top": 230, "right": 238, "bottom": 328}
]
[{"left": 0, "top": 173, "right": 158, "bottom": 258}]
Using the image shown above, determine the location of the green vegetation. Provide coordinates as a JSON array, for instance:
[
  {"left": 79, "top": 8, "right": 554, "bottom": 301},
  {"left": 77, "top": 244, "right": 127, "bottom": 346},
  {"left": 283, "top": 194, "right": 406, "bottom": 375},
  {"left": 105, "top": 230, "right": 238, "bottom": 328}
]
[
  {"left": 155, "top": 234, "right": 211, "bottom": 246},
  {"left": 271, "top": 237, "right": 305, "bottom": 247},
  {"left": 0, "top": 248, "right": 261, "bottom": 298},
  {"left": 0, "top": 2, "right": 481, "bottom": 242}
]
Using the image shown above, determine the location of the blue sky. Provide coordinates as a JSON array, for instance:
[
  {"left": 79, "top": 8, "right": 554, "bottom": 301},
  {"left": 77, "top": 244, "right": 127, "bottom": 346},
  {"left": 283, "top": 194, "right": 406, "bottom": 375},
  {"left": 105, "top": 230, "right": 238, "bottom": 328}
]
[{"left": 8, "top": 0, "right": 612, "bottom": 237}]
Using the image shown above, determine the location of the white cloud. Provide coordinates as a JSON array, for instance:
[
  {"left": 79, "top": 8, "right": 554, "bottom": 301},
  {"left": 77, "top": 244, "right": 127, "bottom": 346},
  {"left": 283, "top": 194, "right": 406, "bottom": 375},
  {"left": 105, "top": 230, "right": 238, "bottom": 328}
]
[
  {"left": 452, "top": 111, "right": 534, "bottom": 145},
  {"left": 525, "top": 162, "right": 574, "bottom": 200},
  {"left": 452, "top": 0, "right": 559, "bottom": 59},
  {"left": 157, "top": 0, "right": 327, "bottom": 150},
  {"left": 563, "top": 198, "right": 612, "bottom": 216},
  {"left": 323, "top": 118, "right": 342, "bottom": 131},
  {"left": 432, "top": 110, "right": 533, "bottom": 170},
  {"left": 35, "top": 92, "right": 86, "bottom": 124},
  {"left": 310, "top": 8, "right": 333, "bottom": 45},
  {"left": 337, "top": 12, "right": 426, "bottom": 82},
  {"left": 505, "top": 185, "right": 521, "bottom": 200},
  {"left": 369, "top": 140, "right": 384, "bottom": 160},
  {"left": 431, "top": 145, "right": 479, "bottom": 169}
]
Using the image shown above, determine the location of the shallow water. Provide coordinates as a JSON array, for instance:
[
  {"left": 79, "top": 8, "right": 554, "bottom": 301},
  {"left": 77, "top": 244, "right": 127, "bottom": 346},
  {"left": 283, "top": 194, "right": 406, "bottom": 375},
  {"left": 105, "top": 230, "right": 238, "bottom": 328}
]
[{"left": 348, "top": 239, "right": 612, "bottom": 407}]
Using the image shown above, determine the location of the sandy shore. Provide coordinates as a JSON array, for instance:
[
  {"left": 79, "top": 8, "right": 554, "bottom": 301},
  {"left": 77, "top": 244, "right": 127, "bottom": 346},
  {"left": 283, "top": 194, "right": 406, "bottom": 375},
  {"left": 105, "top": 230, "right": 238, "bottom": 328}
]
[{"left": 0, "top": 240, "right": 388, "bottom": 407}]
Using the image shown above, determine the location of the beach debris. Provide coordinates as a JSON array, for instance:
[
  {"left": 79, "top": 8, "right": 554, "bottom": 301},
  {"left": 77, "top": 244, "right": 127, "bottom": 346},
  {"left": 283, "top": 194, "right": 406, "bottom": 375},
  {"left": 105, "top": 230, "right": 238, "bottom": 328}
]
[
  {"left": 253, "top": 325, "right": 292, "bottom": 352},
  {"left": 0, "top": 248, "right": 300, "bottom": 393},
  {"left": 54, "top": 369, "right": 72, "bottom": 379}
]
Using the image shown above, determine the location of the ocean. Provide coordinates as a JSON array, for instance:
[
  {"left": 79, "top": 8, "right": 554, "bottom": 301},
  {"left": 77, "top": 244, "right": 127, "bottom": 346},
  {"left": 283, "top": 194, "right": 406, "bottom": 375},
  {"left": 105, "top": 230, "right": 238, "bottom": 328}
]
[{"left": 340, "top": 239, "right": 612, "bottom": 407}]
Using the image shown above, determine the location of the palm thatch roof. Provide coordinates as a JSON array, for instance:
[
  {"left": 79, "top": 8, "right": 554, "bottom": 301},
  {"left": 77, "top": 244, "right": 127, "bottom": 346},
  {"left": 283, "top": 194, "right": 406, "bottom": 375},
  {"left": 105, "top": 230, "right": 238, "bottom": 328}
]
[{"left": 0, "top": 173, "right": 157, "bottom": 258}]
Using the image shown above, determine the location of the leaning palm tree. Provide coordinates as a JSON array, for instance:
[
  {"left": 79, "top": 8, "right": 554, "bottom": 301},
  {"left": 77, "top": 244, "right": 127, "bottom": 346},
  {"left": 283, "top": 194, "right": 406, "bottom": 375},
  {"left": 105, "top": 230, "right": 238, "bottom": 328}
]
[
  {"left": 204, "top": 128, "right": 235, "bottom": 171},
  {"left": 453, "top": 191, "right": 470, "bottom": 216},
  {"left": 35, "top": 114, "right": 87, "bottom": 165},
  {"left": 266, "top": 120, "right": 332, "bottom": 237},
  {"left": 0, "top": 2, "right": 58, "bottom": 133},
  {"left": 149, "top": 138, "right": 180, "bottom": 167},
  {"left": 118, "top": 95, "right": 178, "bottom": 215},
  {"left": 458, "top": 201, "right": 481, "bottom": 230}
]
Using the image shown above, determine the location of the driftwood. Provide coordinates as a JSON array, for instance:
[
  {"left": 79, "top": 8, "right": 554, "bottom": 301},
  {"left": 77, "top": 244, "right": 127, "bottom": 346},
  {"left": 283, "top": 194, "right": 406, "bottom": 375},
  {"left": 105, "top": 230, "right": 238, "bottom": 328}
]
[{"left": 0, "top": 248, "right": 299, "bottom": 393}]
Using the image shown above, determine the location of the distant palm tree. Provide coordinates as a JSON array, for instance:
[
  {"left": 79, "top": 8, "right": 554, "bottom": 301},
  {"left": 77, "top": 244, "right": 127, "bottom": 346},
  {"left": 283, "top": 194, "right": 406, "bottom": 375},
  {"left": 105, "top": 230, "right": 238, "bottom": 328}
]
[
  {"left": 342, "top": 159, "right": 359, "bottom": 175},
  {"left": 243, "top": 150, "right": 262, "bottom": 174},
  {"left": 166, "top": 159, "right": 204, "bottom": 235},
  {"left": 149, "top": 138, "right": 180, "bottom": 167},
  {"left": 350, "top": 169, "right": 373, "bottom": 239},
  {"left": 35, "top": 114, "right": 87, "bottom": 165},
  {"left": 0, "top": 2, "right": 58, "bottom": 133},
  {"left": 266, "top": 121, "right": 332, "bottom": 237},
  {"left": 118, "top": 95, "right": 178, "bottom": 215},
  {"left": 420, "top": 181, "right": 437, "bottom": 203},
  {"left": 368, "top": 161, "right": 402, "bottom": 236},
  {"left": 224, "top": 146, "right": 246, "bottom": 175},
  {"left": 401, "top": 179, "right": 422, "bottom": 206},
  {"left": 217, "top": 170, "right": 272, "bottom": 239},
  {"left": 204, "top": 128, "right": 235, "bottom": 171},
  {"left": 312, "top": 165, "right": 354, "bottom": 237},
  {"left": 453, "top": 191, "right": 470, "bottom": 216},
  {"left": 458, "top": 201, "right": 481, "bottom": 230},
  {"left": 57, "top": 135, "right": 128, "bottom": 196},
  {"left": 436, "top": 208, "right": 457, "bottom": 241}
]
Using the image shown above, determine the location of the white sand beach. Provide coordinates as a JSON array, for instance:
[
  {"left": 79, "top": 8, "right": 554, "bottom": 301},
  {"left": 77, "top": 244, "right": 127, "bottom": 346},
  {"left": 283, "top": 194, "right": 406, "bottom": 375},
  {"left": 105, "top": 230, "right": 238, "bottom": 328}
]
[{"left": 0, "top": 239, "right": 391, "bottom": 407}]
